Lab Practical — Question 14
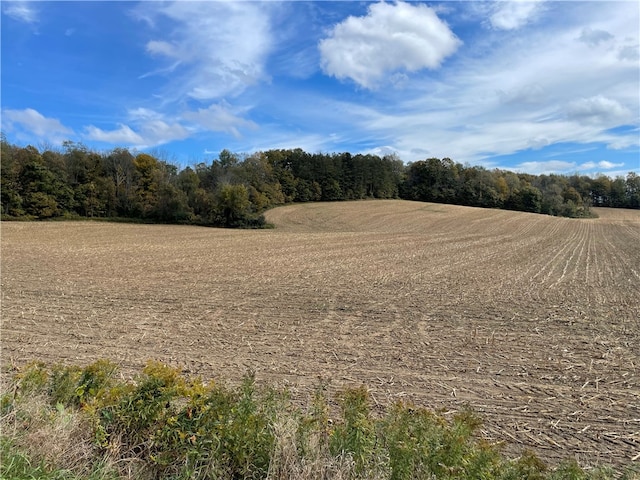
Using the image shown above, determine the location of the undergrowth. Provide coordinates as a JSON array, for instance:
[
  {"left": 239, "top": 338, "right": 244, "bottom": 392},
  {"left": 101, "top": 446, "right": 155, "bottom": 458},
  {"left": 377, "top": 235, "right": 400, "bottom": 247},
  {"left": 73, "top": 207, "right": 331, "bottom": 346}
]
[{"left": 1, "top": 361, "right": 636, "bottom": 480}]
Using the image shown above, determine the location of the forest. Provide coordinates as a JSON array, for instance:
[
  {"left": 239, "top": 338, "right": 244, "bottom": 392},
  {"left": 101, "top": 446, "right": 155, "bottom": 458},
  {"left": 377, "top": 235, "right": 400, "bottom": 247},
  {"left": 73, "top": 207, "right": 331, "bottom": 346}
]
[{"left": 2, "top": 136, "right": 639, "bottom": 227}]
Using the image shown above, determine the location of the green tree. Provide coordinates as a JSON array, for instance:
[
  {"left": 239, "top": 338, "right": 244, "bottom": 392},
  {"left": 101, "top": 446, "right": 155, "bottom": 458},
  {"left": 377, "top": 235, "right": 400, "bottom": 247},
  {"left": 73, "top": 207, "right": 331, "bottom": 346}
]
[
  {"left": 219, "top": 149, "right": 239, "bottom": 169},
  {"left": 62, "top": 142, "right": 108, "bottom": 216},
  {"left": 562, "top": 186, "right": 582, "bottom": 205},
  {"left": 133, "top": 153, "right": 162, "bottom": 217},
  {"left": 13, "top": 146, "right": 73, "bottom": 218},
  {"left": 609, "top": 177, "right": 627, "bottom": 207},
  {"left": 264, "top": 149, "right": 299, "bottom": 202},
  {"left": 539, "top": 183, "right": 563, "bottom": 216},
  {"left": 153, "top": 183, "right": 192, "bottom": 222},
  {"left": 295, "top": 179, "right": 322, "bottom": 202},
  {"left": 0, "top": 138, "right": 25, "bottom": 216},
  {"left": 495, "top": 176, "right": 510, "bottom": 203},
  {"left": 626, "top": 172, "right": 640, "bottom": 208},
  {"left": 506, "top": 184, "right": 542, "bottom": 213},
  {"left": 237, "top": 152, "right": 285, "bottom": 210},
  {"left": 590, "top": 175, "right": 611, "bottom": 206},
  {"left": 215, "top": 183, "right": 252, "bottom": 227},
  {"left": 103, "top": 148, "right": 137, "bottom": 216}
]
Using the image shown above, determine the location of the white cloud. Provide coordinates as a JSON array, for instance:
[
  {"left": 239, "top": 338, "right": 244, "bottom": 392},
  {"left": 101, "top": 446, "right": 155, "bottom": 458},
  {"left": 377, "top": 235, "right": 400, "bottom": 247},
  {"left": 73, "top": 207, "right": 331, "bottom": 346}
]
[
  {"left": 579, "top": 161, "right": 597, "bottom": 170},
  {"left": 2, "top": 108, "right": 73, "bottom": 143},
  {"left": 489, "top": 0, "right": 545, "bottom": 30},
  {"left": 183, "top": 103, "right": 257, "bottom": 139},
  {"left": 319, "top": 1, "right": 638, "bottom": 164},
  {"left": 135, "top": 2, "right": 274, "bottom": 101},
  {"left": 515, "top": 160, "right": 577, "bottom": 175},
  {"left": 618, "top": 44, "right": 640, "bottom": 62},
  {"left": 116, "top": 1, "right": 636, "bottom": 167},
  {"left": 595, "top": 160, "right": 624, "bottom": 170},
  {"left": 578, "top": 27, "right": 614, "bottom": 47},
  {"left": 146, "top": 40, "right": 180, "bottom": 58},
  {"left": 575, "top": 160, "right": 625, "bottom": 173},
  {"left": 513, "top": 159, "right": 625, "bottom": 176},
  {"left": 2, "top": 1, "right": 38, "bottom": 24},
  {"left": 248, "top": 132, "right": 342, "bottom": 157},
  {"left": 498, "top": 83, "right": 546, "bottom": 105},
  {"left": 366, "top": 145, "right": 400, "bottom": 158},
  {"left": 566, "top": 95, "right": 631, "bottom": 126},
  {"left": 84, "top": 110, "right": 190, "bottom": 147},
  {"left": 319, "top": 1, "right": 461, "bottom": 89},
  {"left": 605, "top": 135, "right": 639, "bottom": 151},
  {"left": 137, "top": 61, "right": 182, "bottom": 80},
  {"left": 140, "top": 120, "right": 190, "bottom": 143},
  {"left": 128, "top": 108, "right": 163, "bottom": 121},
  {"left": 84, "top": 124, "right": 144, "bottom": 145}
]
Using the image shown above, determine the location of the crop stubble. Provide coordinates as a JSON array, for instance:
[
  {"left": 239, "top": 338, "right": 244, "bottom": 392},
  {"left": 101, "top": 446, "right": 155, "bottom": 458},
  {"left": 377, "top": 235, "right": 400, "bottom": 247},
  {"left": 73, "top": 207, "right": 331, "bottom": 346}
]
[{"left": 1, "top": 201, "right": 639, "bottom": 468}]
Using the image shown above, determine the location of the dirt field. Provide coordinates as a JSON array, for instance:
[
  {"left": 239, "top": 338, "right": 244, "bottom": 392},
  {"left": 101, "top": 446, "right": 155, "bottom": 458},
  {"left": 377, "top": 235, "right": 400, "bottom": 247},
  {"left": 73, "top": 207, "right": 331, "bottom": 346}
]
[{"left": 2, "top": 200, "right": 639, "bottom": 469}]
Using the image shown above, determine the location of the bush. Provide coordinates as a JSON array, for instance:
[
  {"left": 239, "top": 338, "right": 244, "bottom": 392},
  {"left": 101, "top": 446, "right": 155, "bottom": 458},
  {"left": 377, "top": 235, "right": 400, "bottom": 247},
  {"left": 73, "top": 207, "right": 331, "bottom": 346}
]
[
  {"left": 329, "top": 386, "right": 378, "bottom": 475},
  {"left": 1, "top": 360, "right": 632, "bottom": 480}
]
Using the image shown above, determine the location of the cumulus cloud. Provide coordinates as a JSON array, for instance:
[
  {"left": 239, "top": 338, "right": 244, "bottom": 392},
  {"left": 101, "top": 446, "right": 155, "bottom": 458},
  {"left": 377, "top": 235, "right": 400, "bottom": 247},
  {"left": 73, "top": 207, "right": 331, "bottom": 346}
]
[
  {"left": 84, "top": 124, "right": 144, "bottom": 144},
  {"left": 2, "top": 108, "right": 73, "bottom": 143},
  {"left": 183, "top": 103, "right": 257, "bottom": 139},
  {"left": 140, "top": 120, "right": 190, "bottom": 143},
  {"left": 489, "top": 0, "right": 544, "bottom": 30},
  {"left": 319, "top": 1, "right": 461, "bottom": 89},
  {"left": 594, "top": 160, "right": 624, "bottom": 170},
  {"left": 566, "top": 95, "right": 631, "bottom": 125},
  {"left": 578, "top": 27, "right": 614, "bottom": 47},
  {"left": 515, "top": 160, "right": 577, "bottom": 175},
  {"left": 2, "top": 1, "right": 38, "bottom": 24},
  {"left": 135, "top": 2, "right": 274, "bottom": 101},
  {"left": 84, "top": 110, "right": 189, "bottom": 147},
  {"left": 576, "top": 161, "right": 625, "bottom": 175},
  {"left": 618, "top": 44, "right": 640, "bottom": 61}
]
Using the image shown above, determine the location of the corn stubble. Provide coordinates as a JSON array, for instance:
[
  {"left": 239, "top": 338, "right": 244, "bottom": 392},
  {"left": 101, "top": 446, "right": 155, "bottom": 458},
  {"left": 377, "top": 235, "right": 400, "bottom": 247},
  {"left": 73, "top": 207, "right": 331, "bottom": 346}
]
[{"left": 1, "top": 200, "right": 639, "bottom": 471}]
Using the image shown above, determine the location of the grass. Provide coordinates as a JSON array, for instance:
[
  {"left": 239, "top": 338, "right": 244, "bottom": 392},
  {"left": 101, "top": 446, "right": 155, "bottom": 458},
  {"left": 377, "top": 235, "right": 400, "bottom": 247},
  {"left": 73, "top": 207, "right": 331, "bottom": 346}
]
[
  {"left": 1, "top": 361, "right": 637, "bottom": 480},
  {"left": 0, "top": 437, "right": 118, "bottom": 480}
]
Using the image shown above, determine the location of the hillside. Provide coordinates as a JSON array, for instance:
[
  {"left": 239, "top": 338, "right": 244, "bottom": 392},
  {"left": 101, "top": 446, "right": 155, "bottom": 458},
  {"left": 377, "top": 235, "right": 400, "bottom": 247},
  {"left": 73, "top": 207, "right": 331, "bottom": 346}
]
[{"left": 2, "top": 200, "right": 639, "bottom": 468}]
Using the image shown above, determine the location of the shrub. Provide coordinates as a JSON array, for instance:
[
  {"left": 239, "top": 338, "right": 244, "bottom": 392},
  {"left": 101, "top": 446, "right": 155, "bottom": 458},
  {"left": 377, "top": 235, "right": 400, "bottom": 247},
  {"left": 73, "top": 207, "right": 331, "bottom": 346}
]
[{"left": 2, "top": 360, "right": 631, "bottom": 480}]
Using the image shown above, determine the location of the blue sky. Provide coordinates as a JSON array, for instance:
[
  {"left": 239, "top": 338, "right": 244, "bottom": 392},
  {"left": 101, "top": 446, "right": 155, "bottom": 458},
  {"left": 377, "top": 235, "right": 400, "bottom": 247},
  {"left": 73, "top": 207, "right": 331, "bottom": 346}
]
[{"left": 2, "top": 1, "right": 639, "bottom": 176}]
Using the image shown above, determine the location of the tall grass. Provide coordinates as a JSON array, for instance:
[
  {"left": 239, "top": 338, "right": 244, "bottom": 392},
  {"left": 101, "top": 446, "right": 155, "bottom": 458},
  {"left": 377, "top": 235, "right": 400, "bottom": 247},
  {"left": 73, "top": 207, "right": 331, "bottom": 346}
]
[{"left": 1, "top": 361, "right": 635, "bottom": 480}]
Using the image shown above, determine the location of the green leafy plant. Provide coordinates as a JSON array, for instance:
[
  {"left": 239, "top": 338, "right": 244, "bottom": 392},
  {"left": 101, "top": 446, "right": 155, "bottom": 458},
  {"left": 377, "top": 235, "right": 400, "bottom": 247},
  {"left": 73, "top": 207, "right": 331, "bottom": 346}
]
[
  {"left": 329, "top": 386, "right": 378, "bottom": 475},
  {"left": 2, "top": 360, "right": 632, "bottom": 480}
]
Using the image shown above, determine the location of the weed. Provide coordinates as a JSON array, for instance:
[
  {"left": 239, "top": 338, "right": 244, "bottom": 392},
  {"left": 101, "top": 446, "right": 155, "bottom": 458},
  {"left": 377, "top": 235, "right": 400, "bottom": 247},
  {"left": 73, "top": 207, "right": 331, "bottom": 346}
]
[
  {"left": 1, "top": 361, "right": 627, "bottom": 480},
  {"left": 329, "top": 386, "right": 378, "bottom": 476}
]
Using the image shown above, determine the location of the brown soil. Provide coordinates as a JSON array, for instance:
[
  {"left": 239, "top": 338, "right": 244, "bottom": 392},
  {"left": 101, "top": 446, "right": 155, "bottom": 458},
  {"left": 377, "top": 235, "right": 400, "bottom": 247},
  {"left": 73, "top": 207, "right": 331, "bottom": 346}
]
[{"left": 2, "top": 201, "right": 639, "bottom": 468}]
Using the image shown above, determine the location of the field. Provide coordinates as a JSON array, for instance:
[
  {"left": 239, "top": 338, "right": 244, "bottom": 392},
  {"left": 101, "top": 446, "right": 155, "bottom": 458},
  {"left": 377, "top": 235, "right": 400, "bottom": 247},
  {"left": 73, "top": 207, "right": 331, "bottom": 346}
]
[{"left": 1, "top": 200, "right": 639, "bottom": 469}]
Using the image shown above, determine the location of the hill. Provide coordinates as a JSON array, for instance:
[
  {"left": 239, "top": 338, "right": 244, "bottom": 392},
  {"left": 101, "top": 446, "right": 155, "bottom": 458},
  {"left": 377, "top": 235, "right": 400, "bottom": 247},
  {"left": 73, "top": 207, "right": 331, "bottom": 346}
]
[{"left": 2, "top": 200, "right": 639, "bottom": 468}]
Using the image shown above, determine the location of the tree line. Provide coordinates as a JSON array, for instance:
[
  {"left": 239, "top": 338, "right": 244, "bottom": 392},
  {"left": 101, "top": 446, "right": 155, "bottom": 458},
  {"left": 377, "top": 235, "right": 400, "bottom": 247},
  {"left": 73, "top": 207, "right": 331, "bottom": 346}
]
[
  {"left": 1, "top": 137, "right": 638, "bottom": 227},
  {"left": 402, "top": 157, "right": 639, "bottom": 216}
]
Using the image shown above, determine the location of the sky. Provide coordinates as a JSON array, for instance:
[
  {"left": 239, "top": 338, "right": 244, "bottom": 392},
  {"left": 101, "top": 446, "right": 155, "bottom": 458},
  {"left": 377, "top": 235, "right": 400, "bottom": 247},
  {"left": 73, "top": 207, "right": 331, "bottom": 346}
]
[{"left": 1, "top": 0, "right": 639, "bottom": 177}]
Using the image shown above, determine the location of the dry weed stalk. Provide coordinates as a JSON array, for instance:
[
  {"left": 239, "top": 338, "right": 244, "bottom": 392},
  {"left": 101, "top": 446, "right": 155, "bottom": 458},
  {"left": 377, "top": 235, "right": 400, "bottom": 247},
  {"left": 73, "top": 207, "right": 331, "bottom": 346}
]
[{"left": 0, "top": 392, "right": 109, "bottom": 476}]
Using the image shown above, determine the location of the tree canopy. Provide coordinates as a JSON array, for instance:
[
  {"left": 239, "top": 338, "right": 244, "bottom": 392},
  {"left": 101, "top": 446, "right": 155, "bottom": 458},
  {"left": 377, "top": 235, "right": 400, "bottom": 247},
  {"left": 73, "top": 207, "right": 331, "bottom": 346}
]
[{"left": 1, "top": 137, "right": 637, "bottom": 227}]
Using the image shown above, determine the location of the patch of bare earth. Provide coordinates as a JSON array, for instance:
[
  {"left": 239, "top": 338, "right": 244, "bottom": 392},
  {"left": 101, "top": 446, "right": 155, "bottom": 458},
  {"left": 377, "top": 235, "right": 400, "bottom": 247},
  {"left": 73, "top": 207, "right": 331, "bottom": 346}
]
[{"left": 2, "top": 201, "right": 639, "bottom": 469}]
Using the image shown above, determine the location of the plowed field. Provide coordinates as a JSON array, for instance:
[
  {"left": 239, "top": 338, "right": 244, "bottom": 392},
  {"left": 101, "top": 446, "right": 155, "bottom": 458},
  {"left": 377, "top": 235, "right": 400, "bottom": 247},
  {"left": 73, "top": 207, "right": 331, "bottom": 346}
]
[{"left": 2, "top": 201, "right": 639, "bottom": 468}]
